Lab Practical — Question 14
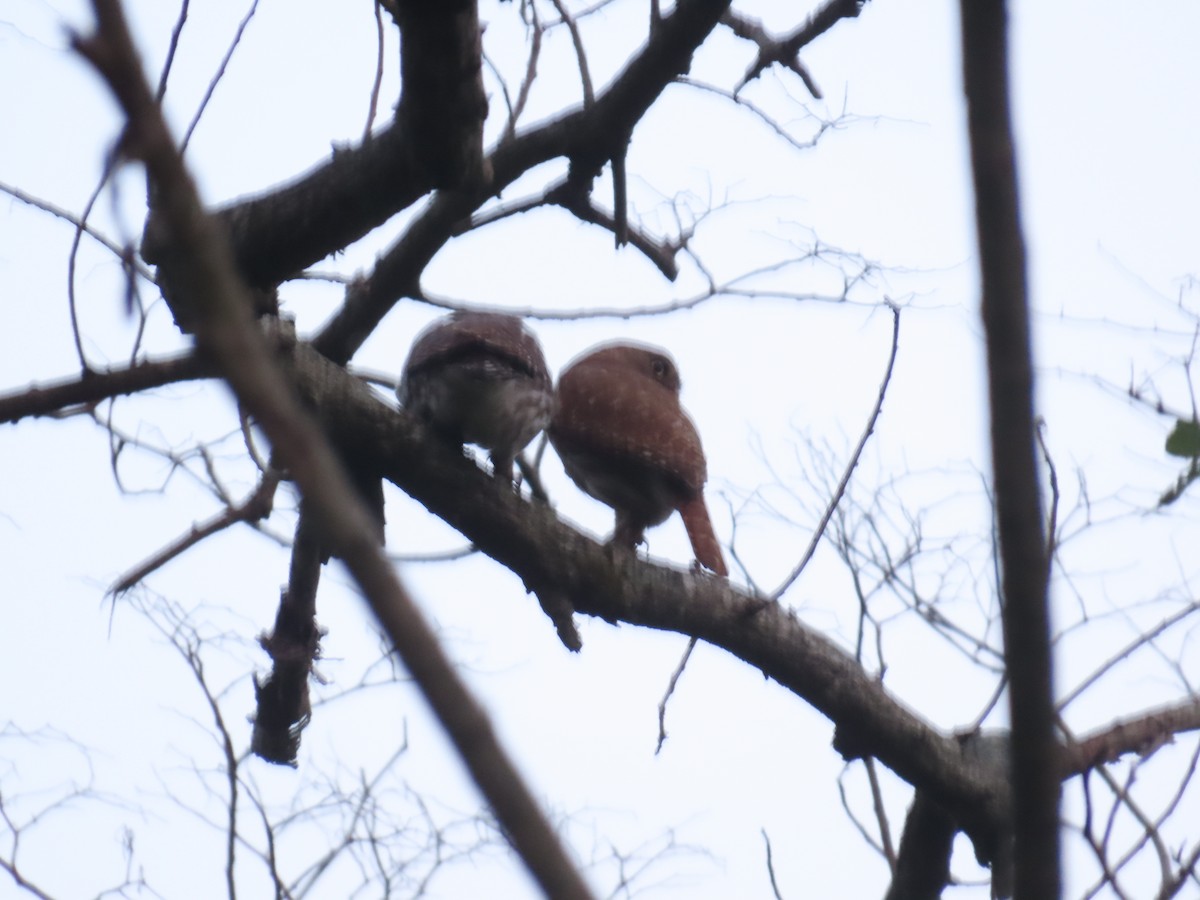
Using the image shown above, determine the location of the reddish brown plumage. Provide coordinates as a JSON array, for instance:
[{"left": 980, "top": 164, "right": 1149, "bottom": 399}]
[
  {"left": 399, "top": 311, "right": 552, "bottom": 479},
  {"left": 550, "top": 343, "right": 727, "bottom": 576}
]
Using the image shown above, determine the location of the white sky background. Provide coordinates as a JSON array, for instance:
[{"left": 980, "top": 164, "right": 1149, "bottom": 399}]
[{"left": 2, "top": 1, "right": 1200, "bottom": 898}]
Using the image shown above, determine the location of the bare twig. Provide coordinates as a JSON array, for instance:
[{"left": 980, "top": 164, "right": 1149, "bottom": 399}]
[
  {"left": 1058, "top": 600, "right": 1200, "bottom": 712},
  {"left": 771, "top": 302, "right": 900, "bottom": 601},
  {"left": 678, "top": 78, "right": 852, "bottom": 152},
  {"left": 723, "top": 0, "right": 867, "bottom": 93},
  {"left": 504, "top": 1, "right": 542, "bottom": 141},
  {"left": 180, "top": 0, "right": 261, "bottom": 152},
  {"left": 836, "top": 765, "right": 888, "bottom": 857},
  {"left": 761, "top": 828, "right": 785, "bottom": 900},
  {"left": 147, "top": 602, "right": 242, "bottom": 897},
  {"left": 655, "top": 636, "right": 698, "bottom": 754},
  {"left": 364, "top": 0, "right": 387, "bottom": 141},
  {"left": 108, "top": 470, "right": 280, "bottom": 595},
  {"left": 0, "top": 180, "right": 156, "bottom": 282},
  {"left": 0, "top": 854, "right": 54, "bottom": 900},
  {"left": 1159, "top": 838, "right": 1200, "bottom": 900},
  {"left": 1035, "top": 419, "right": 1059, "bottom": 577},
  {"left": 720, "top": 9, "right": 821, "bottom": 97},
  {"left": 548, "top": 0, "right": 594, "bottom": 106},
  {"left": 153, "top": 0, "right": 190, "bottom": 101},
  {"left": 459, "top": 174, "right": 681, "bottom": 279},
  {"left": 864, "top": 757, "right": 897, "bottom": 869},
  {"left": 67, "top": 160, "right": 117, "bottom": 372}
]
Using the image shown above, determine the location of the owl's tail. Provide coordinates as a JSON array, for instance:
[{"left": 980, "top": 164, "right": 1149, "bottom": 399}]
[{"left": 679, "top": 494, "right": 727, "bottom": 577}]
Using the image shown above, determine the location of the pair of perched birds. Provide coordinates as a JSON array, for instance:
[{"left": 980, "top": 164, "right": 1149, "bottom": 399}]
[{"left": 398, "top": 311, "right": 727, "bottom": 578}]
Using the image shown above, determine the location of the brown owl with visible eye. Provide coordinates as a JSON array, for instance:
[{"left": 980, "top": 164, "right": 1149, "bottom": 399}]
[
  {"left": 549, "top": 342, "right": 727, "bottom": 576},
  {"left": 399, "top": 311, "right": 553, "bottom": 480}
]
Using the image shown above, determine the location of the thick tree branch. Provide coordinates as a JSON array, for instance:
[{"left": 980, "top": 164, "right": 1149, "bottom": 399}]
[
  {"left": 277, "top": 336, "right": 1014, "bottom": 867},
  {"left": 0, "top": 351, "right": 210, "bottom": 424},
  {"left": 265, "top": 0, "right": 734, "bottom": 364},
  {"left": 252, "top": 510, "right": 324, "bottom": 766},
  {"left": 391, "top": 0, "right": 490, "bottom": 189},
  {"left": 311, "top": 188, "right": 477, "bottom": 363},
  {"left": 285, "top": 329, "right": 1190, "bottom": 885},
  {"left": 1062, "top": 700, "right": 1200, "bottom": 778},
  {"left": 884, "top": 791, "right": 955, "bottom": 900},
  {"left": 960, "top": 0, "right": 1057, "bottom": 896},
  {"left": 139, "top": 0, "right": 735, "bottom": 306},
  {"left": 142, "top": 122, "right": 428, "bottom": 289},
  {"left": 74, "top": 5, "right": 596, "bottom": 897}
]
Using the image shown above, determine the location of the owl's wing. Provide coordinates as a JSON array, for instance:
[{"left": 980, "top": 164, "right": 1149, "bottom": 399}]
[{"left": 552, "top": 361, "right": 707, "bottom": 492}]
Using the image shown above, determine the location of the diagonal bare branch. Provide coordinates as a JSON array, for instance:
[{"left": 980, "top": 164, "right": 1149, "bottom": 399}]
[{"left": 74, "top": 4, "right": 597, "bottom": 896}]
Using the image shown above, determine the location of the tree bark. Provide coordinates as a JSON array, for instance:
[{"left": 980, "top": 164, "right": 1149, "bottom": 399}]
[{"left": 959, "top": 0, "right": 1058, "bottom": 896}]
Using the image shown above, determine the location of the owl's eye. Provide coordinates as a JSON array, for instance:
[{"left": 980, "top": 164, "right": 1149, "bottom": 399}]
[{"left": 651, "top": 358, "right": 669, "bottom": 379}]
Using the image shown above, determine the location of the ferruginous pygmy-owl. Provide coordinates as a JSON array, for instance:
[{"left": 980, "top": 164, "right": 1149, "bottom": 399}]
[
  {"left": 398, "top": 311, "right": 553, "bottom": 480},
  {"left": 549, "top": 342, "right": 727, "bottom": 577}
]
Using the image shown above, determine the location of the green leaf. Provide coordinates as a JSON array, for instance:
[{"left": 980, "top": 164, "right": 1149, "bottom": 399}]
[{"left": 1165, "top": 419, "right": 1200, "bottom": 459}]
